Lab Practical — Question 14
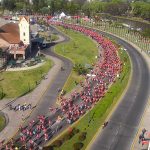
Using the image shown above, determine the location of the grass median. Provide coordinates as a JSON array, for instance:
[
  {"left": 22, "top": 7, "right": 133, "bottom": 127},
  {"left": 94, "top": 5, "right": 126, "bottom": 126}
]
[
  {"left": 0, "top": 115, "right": 6, "bottom": 132},
  {"left": 45, "top": 46, "right": 131, "bottom": 150},
  {"left": 54, "top": 27, "right": 98, "bottom": 92},
  {"left": 0, "top": 58, "right": 52, "bottom": 99}
]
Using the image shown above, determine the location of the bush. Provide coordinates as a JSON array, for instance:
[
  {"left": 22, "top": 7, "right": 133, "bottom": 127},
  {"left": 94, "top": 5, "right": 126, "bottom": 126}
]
[
  {"left": 78, "top": 132, "right": 86, "bottom": 141},
  {"left": 63, "top": 133, "right": 72, "bottom": 141},
  {"left": 81, "top": 132, "right": 87, "bottom": 136},
  {"left": 73, "top": 128, "right": 80, "bottom": 134},
  {"left": 73, "top": 142, "right": 84, "bottom": 150},
  {"left": 73, "top": 63, "right": 89, "bottom": 75},
  {"left": 43, "top": 146, "right": 54, "bottom": 150},
  {"left": 53, "top": 140, "right": 62, "bottom": 147}
]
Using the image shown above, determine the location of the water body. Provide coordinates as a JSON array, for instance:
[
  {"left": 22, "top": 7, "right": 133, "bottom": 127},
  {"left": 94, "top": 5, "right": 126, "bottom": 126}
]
[{"left": 103, "top": 15, "right": 150, "bottom": 31}]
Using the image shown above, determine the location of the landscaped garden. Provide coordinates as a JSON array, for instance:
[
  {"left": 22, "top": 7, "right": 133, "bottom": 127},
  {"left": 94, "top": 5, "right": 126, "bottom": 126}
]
[
  {"left": 54, "top": 27, "right": 98, "bottom": 92},
  {"left": 0, "top": 57, "right": 53, "bottom": 99},
  {"left": 39, "top": 31, "right": 59, "bottom": 42},
  {"left": 44, "top": 45, "right": 131, "bottom": 150}
]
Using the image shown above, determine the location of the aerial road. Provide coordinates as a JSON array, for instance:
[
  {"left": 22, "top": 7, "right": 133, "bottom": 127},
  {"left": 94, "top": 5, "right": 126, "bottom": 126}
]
[
  {"left": 88, "top": 30, "right": 150, "bottom": 150},
  {"left": 8, "top": 25, "right": 149, "bottom": 150}
]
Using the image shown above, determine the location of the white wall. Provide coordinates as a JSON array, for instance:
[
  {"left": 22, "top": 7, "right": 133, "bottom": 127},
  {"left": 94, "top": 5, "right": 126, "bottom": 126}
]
[{"left": 19, "top": 17, "right": 30, "bottom": 45}]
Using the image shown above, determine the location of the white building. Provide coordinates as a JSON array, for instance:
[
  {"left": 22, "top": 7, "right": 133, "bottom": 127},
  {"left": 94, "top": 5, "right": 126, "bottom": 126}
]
[
  {"left": 19, "top": 16, "right": 30, "bottom": 45},
  {"left": 0, "top": 16, "right": 31, "bottom": 59}
]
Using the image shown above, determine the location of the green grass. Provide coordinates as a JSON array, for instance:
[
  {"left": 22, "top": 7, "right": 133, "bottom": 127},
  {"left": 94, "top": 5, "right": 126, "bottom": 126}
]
[
  {"left": 0, "top": 58, "right": 52, "bottom": 99},
  {"left": 51, "top": 34, "right": 59, "bottom": 41},
  {"left": 46, "top": 47, "right": 131, "bottom": 150},
  {"left": 54, "top": 27, "right": 98, "bottom": 92},
  {"left": 62, "top": 71, "right": 84, "bottom": 93},
  {"left": 39, "top": 32, "right": 59, "bottom": 42},
  {"left": 0, "top": 115, "right": 5, "bottom": 131}
]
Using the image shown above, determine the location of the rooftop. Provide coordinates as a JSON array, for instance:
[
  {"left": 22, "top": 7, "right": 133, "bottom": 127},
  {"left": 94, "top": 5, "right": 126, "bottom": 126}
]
[{"left": 0, "top": 23, "right": 20, "bottom": 44}]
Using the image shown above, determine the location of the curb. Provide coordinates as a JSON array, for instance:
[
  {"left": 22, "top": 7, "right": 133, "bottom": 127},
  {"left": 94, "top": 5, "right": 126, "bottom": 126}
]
[
  {"left": 84, "top": 25, "right": 150, "bottom": 150},
  {"left": 85, "top": 48, "right": 132, "bottom": 150}
]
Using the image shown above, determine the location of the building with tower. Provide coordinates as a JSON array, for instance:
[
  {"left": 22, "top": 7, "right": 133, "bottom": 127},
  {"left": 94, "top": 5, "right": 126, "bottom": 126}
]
[{"left": 0, "top": 16, "right": 31, "bottom": 60}]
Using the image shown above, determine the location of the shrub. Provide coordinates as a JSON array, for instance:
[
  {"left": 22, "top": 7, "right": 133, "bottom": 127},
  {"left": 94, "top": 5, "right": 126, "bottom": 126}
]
[
  {"left": 81, "top": 132, "right": 87, "bottom": 136},
  {"left": 63, "top": 133, "right": 72, "bottom": 141},
  {"left": 73, "top": 128, "right": 80, "bottom": 134},
  {"left": 78, "top": 132, "right": 86, "bottom": 141},
  {"left": 43, "top": 146, "right": 54, "bottom": 150},
  {"left": 73, "top": 142, "right": 84, "bottom": 150},
  {"left": 53, "top": 140, "right": 62, "bottom": 147},
  {"left": 73, "top": 63, "right": 89, "bottom": 75}
]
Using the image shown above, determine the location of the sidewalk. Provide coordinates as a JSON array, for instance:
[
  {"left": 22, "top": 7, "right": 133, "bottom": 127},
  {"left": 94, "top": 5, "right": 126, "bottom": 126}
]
[{"left": 0, "top": 35, "right": 65, "bottom": 143}]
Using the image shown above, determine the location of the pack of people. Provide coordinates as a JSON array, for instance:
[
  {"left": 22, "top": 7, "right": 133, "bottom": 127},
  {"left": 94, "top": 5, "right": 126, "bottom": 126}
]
[
  {"left": 2, "top": 23, "right": 122, "bottom": 149},
  {"left": 9, "top": 103, "right": 32, "bottom": 111}
]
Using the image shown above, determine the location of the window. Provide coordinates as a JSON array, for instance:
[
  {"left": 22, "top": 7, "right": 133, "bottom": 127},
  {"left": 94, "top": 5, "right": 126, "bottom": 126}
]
[{"left": 23, "top": 32, "right": 25, "bottom": 36}]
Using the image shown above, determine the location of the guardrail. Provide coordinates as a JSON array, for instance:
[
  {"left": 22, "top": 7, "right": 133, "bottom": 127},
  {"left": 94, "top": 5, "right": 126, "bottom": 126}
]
[{"left": 63, "top": 19, "right": 150, "bottom": 57}]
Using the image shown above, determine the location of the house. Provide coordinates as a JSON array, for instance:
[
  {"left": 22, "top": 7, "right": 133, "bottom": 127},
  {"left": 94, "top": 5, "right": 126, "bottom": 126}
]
[{"left": 0, "top": 16, "right": 31, "bottom": 59}]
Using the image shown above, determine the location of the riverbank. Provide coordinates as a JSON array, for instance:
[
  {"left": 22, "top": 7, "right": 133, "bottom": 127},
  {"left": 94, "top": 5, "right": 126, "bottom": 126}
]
[{"left": 114, "top": 16, "right": 150, "bottom": 25}]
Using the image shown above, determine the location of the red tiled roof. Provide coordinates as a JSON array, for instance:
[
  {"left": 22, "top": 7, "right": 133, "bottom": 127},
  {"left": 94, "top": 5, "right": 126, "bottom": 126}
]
[
  {"left": 0, "top": 23, "right": 20, "bottom": 44},
  {"left": 0, "top": 23, "right": 19, "bottom": 34},
  {"left": 0, "top": 33, "right": 20, "bottom": 44}
]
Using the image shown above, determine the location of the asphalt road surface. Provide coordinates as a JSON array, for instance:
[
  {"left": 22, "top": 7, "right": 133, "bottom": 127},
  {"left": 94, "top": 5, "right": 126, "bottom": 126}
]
[
  {"left": 11, "top": 26, "right": 72, "bottom": 149},
  {"left": 26, "top": 26, "right": 73, "bottom": 120},
  {"left": 89, "top": 30, "right": 150, "bottom": 150},
  {"left": 12, "top": 25, "right": 149, "bottom": 150}
]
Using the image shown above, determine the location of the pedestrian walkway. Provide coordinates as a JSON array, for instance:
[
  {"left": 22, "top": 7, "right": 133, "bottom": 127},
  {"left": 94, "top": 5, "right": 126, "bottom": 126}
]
[
  {"left": 6, "top": 61, "right": 45, "bottom": 71},
  {"left": 0, "top": 35, "right": 65, "bottom": 143}
]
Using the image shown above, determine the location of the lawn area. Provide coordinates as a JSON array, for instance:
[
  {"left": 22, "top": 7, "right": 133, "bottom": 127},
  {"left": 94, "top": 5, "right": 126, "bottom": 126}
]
[
  {"left": 45, "top": 47, "right": 131, "bottom": 150},
  {"left": 54, "top": 26, "right": 98, "bottom": 92},
  {"left": 51, "top": 34, "right": 59, "bottom": 42},
  {"left": 0, "top": 115, "right": 5, "bottom": 132},
  {"left": 39, "top": 32, "right": 59, "bottom": 42},
  {"left": 0, "top": 58, "right": 52, "bottom": 99}
]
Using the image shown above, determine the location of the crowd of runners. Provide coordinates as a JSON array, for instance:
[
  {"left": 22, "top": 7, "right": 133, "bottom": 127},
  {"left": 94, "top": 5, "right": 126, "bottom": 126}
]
[
  {"left": 57, "top": 23, "right": 122, "bottom": 125},
  {"left": 1, "top": 23, "right": 122, "bottom": 150}
]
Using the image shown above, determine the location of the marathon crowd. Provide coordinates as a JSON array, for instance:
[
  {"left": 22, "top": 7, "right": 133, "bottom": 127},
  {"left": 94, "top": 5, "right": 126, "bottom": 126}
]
[
  {"left": 56, "top": 22, "right": 122, "bottom": 124},
  {"left": 1, "top": 23, "right": 122, "bottom": 149}
]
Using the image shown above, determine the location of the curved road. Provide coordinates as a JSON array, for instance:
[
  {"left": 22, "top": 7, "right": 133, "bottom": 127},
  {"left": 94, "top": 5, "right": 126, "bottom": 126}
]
[
  {"left": 12, "top": 25, "right": 150, "bottom": 150},
  {"left": 26, "top": 26, "right": 73, "bottom": 121},
  {"left": 88, "top": 30, "right": 150, "bottom": 150}
]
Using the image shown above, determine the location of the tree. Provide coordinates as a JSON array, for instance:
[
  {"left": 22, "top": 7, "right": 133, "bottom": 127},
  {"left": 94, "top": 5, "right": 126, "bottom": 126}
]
[
  {"left": 66, "top": 1, "right": 80, "bottom": 15},
  {"left": 105, "top": 1, "right": 129, "bottom": 15},
  {"left": 2, "top": 0, "right": 16, "bottom": 11},
  {"left": 131, "top": 1, "right": 150, "bottom": 20}
]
